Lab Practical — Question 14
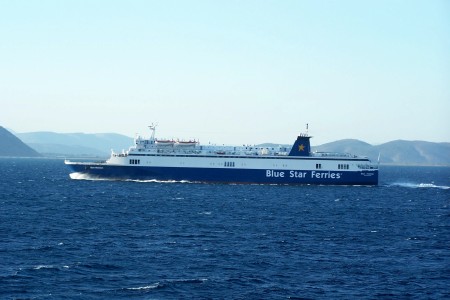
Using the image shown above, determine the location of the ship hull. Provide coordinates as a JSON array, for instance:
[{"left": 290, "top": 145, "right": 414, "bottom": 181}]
[{"left": 65, "top": 163, "right": 378, "bottom": 185}]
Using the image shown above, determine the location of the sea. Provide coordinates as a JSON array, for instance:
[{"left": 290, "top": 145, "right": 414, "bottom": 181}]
[{"left": 0, "top": 158, "right": 449, "bottom": 299}]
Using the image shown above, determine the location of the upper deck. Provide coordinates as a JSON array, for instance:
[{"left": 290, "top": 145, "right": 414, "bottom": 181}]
[{"left": 109, "top": 125, "right": 375, "bottom": 166}]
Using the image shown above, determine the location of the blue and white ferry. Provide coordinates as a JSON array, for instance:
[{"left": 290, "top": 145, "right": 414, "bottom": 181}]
[{"left": 65, "top": 125, "right": 378, "bottom": 185}]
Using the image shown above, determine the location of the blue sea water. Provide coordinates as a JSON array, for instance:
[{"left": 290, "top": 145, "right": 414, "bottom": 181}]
[{"left": 0, "top": 158, "right": 449, "bottom": 299}]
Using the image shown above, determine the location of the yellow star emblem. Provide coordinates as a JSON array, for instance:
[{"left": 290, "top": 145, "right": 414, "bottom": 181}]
[{"left": 298, "top": 144, "right": 305, "bottom": 151}]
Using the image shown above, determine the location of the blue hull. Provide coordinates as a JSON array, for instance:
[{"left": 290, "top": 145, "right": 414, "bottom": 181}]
[{"left": 66, "top": 164, "right": 378, "bottom": 185}]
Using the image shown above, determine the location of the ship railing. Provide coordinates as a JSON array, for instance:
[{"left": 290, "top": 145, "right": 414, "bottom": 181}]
[
  {"left": 357, "top": 164, "right": 378, "bottom": 170},
  {"left": 65, "top": 160, "right": 106, "bottom": 165},
  {"left": 312, "top": 152, "right": 355, "bottom": 158},
  {"left": 274, "top": 152, "right": 289, "bottom": 156},
  {"left": 94, "top": 160, "right": 107, "bottom": 164},
  {"left": 155, "top": 149, "right": 203, "bottom": 155}
]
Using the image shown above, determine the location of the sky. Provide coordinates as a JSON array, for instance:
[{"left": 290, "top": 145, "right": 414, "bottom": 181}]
[{"left": 1, "top": 0, "right": 449, "bottom": 145}]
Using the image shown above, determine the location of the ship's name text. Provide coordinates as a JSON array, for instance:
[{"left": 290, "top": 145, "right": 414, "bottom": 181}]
[{"left": 266, "top": 170, "right": 342, "bottom": 179}]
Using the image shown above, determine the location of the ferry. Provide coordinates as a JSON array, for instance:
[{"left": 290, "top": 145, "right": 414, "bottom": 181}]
[{"left": 65, "top": 125, "right": 378, "bottom": 185}]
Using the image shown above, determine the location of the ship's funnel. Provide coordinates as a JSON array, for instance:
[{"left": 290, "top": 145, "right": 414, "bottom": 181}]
[{"left": 288, "top": 135, "right": 311, "bottom": 156}]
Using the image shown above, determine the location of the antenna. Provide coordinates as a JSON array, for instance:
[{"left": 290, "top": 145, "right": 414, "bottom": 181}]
[
  {"left": 149, "top": 122, "right": 158, "bottom": 130},
  {"left": 306, "top": 123, "right": 309, "bottom": 136},
  {"left": 148, "top": 122, "right": 158, "bottom": 140}
]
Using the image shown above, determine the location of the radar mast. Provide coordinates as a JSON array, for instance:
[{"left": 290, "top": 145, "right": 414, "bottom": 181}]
[{"left": 148, "top": 123, "right": 158, "bottom": 141}]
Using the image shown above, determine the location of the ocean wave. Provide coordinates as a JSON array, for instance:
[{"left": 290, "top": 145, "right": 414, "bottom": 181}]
[
  {"left": 1, "top": 264, "right": 71, "bottom": 279},
  {"left": 126, "top": 283, "right": 160, "bottom": 290},
  {"left": 126, "top": 278, "right": 207, "bottom": 291},
  {"left": 69, "top": 173, "right": 194, "bottom": 184},
  {"left": 126, "top": 179, "right": 193, "bottom": 184},
  {"left": 198, "top": 211, "right": 212, "bottom": 215},
  {"left": 32, "top": 264, "right": 68, "bottom": 270},
  {"left": 69, "top": 172, "right": 107, "bottom": 181},
  {"left": 388, "top": 182, "right": 449, "bottom": 190}
]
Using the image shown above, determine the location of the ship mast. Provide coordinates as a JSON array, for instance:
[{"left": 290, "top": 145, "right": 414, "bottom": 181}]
[
  {"left": 148, "top": 123, "right": 158, "bottom": 141},
  {"left": 300, "top": 123, "right": 310, "bottom": 137}
]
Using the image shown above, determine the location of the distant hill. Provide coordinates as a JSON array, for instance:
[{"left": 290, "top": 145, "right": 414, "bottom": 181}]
[
  {"left": 16, "top": 132, "right": 133, "bottom": 157},
  {"left": 0, "top": 127, "right": 41, "bottom": 157},
  {"left": 313, "top": 139, "right": 450, "bottom": 166},
  {"left": 375, "top": 140, "right": 450, "bottom": 165},
  {"left": 313, "top": 139, "right": 378, "bottom": 161}
]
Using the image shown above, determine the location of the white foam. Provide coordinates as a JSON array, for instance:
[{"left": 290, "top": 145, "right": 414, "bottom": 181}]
[
  {"left": 69, "top": 172, "right": 95, "bottom": 180},
  {"left": 127, "top": 283, "right": 160, "bottom": 290},
  {"left": 69, "top": 173, "right": 190, "bottom": 183},
  {"left": 33, "top": 265, "right": 55, "bottom": 270},
  {"left": 126, "top": 179, "right": 193, "bottom": 184},
  {"left": 389, "top": 182, "right": 449, "bottom": 190}
]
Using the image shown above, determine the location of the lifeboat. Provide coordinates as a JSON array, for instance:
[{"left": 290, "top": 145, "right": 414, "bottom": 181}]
[
  {"left": 175, "top": 140, "right": 197, "bottom": 147},
  {"left": 155, "top": 139, "right": 175, "bottom": 146}
]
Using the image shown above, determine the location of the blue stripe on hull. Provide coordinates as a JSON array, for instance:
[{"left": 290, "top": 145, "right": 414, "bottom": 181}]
[{"left": 67, "top": 164, "right": 378, "bottom": 185}]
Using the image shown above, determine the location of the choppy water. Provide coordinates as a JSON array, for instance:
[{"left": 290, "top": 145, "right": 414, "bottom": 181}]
[{"left": 1, "top": 158, "right": 449, "bottom": 299}]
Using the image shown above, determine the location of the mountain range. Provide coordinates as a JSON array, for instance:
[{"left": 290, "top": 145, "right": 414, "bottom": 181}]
[
  {"left": 0, "top": 127, "right": 41, "bottom": 157},
  {"left": 312, "top": 139, "right": 450, "bottom": 165},
  {"left": 16, "top": 131, "right": 133, "bottom": 157},
  {"left": 1, "top": 127, "right": 449, "bottom": 165}
]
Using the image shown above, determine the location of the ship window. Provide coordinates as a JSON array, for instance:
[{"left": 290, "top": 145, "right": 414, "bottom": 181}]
[
  {"left": 129, "top": 159, "right": 141, "bottom": 165},
  {"left": 224, "top": 161, "right": 235, "bottom": 167},
  {"left": 316, "top": 163, "right": 322, "bottom": 169}
]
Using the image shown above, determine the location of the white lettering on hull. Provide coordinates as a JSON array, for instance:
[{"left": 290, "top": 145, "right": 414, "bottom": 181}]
[
  {"left": 265, "top": 170, "right": 342, "bottom": 179},
  {"left": 311, "top": 171, "right": 341, "bottom": 179},
  {"left": 289, "top": 170, "right": 307, "bottom": 178},
  {"left": 266, "top": 170, "right": 285, "bottom": 177}
]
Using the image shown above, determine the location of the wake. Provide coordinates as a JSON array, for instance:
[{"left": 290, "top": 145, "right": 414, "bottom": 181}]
[
  {"left": 387, "top": 182, "right": 449, "bottom": 190},
  {"left": 69, "top": 172, "right": 192, "bottom": 184}
]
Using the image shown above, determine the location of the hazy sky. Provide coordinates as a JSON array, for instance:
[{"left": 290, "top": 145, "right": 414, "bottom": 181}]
[{"left": 1, "top": 0, "right": 449, "bottom": 145}]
